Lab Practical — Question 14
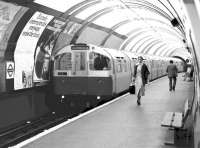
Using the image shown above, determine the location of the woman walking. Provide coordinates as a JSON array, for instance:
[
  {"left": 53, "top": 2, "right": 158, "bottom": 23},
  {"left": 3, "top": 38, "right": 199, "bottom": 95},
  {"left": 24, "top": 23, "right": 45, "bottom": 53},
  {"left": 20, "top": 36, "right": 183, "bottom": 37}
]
[{"left": 133, "top": 56, "right": 150, "bottom": 105}]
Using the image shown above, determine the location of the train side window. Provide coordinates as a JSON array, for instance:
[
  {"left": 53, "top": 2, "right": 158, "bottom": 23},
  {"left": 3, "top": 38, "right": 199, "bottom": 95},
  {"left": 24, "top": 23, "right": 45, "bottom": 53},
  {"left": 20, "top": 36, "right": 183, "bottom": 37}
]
[{"left": 55, "top": 53, "right": 72, "bottom": 70}]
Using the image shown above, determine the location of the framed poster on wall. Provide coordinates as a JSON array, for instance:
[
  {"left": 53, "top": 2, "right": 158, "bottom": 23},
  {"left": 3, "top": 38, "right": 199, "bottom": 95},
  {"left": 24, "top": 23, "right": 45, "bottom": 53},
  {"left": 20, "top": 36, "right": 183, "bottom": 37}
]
[{"left": 14, "top": 12, "right": 54, "bottom": 90}]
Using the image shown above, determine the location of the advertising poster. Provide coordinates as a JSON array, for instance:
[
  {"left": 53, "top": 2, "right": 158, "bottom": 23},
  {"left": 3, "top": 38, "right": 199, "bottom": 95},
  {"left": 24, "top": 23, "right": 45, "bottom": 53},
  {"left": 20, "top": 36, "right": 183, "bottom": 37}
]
[
  {"left": 14, "top": 12, "right": 54, "bottom": 90},
  {"left": 0, "top": 1, "right": 21, "bottom": 42},
  {"left": 33, "top": 18, "right": 65, "bottom": 84}
]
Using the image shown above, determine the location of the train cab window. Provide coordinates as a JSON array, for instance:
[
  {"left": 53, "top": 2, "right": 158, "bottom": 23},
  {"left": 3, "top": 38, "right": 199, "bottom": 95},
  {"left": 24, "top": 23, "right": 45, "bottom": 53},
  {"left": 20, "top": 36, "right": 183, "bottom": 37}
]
[
  {"left": 89, "top": 52, "right": 110, "bottom": 70},
  {"left": 54, "top": 53, "right": 72, "bottom": 70}
]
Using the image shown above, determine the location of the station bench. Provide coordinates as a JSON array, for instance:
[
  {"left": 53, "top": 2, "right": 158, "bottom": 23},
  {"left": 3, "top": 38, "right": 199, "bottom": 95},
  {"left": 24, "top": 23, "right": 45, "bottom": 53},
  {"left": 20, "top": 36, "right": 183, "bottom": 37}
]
[{"left": 161, "top": 99, "right": 190, "bottom": 145}]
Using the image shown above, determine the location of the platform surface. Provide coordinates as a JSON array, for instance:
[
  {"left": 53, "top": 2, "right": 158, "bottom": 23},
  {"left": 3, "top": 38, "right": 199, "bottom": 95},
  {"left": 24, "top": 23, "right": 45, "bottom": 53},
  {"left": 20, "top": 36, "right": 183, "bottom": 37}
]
[{"left": 19, "top": 75, "right": 194, "bottom": 148}]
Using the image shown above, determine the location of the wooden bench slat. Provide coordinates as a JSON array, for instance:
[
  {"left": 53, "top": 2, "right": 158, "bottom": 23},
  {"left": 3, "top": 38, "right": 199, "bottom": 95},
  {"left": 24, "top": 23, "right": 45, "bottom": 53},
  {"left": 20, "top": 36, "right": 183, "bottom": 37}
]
[
  {"left": 161, "top": 99, "right": 190, "bottom": 145},
  {"left": 172, "top": 112, "right": 183, "bottom": 128},
  {"left": 161, "top": 112, "right": 174, "bottom": 127},
  {"left": 161, "top": 99, "right": 189, "bottom": 128}
]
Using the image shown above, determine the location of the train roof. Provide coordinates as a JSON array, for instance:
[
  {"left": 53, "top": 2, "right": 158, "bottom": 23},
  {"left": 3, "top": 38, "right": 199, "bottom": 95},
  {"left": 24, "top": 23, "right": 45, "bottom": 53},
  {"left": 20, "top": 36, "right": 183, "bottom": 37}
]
[
  {"left": 102, "top": 47, "right": 128, "bottom": 59},
  {"left": 121, "top": 51, "right": 138, "bottom": 60}
]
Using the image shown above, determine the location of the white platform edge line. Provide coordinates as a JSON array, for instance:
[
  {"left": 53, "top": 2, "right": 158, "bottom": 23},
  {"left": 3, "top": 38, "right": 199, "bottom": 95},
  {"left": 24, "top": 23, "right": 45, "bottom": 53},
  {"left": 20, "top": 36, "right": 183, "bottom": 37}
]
[
  {"left": 10, "top": 93, "right": 129, "bottom": 148},
  {"left": 10, "top": 78, "right": 159, "bottom": 148}
]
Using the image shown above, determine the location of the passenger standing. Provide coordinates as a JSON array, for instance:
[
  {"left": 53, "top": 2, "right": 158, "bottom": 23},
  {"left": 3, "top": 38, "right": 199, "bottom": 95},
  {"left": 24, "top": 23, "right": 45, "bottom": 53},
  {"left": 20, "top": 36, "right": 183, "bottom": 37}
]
[
  {"left": 183, "top": 59, "right": 190, "bottom": 81},
  {"left": 166, "top": 60, "right": 178, "bottom": 91},
  {"left": 190, "top": 63, "right": 194, "bottom": 81},
  {"left": 133, "top": 56, "right": 150, "bottom": 105}
]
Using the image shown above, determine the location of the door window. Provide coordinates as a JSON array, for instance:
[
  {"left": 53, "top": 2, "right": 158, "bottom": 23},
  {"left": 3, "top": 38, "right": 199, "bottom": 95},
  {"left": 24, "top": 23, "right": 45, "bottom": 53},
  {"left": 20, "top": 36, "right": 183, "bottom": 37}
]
[{"left": 74, "top": 52, "right": 86, "bottom": 71}]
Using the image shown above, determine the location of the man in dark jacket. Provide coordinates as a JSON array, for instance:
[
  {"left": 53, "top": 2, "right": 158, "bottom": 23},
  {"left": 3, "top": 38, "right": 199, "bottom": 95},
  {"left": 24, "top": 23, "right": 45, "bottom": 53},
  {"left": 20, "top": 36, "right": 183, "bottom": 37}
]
[{"left": 166, "top": 60, "right": 178, "bottom": 91}]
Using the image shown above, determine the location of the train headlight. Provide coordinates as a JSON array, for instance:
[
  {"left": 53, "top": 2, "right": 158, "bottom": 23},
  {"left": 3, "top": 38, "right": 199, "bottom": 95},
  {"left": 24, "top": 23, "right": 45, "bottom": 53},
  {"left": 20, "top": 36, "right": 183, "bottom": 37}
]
[
  {"left": 61, "top": 95, "right": 65, "bottom": 99},
  {"left": 97, "top": 96, "right": 101, "bottom": 100}
]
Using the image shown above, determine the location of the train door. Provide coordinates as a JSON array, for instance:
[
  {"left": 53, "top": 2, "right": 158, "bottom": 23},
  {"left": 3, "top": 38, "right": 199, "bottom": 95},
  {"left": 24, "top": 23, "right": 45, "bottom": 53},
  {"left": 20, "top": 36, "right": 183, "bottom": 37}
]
[
  {"left": 122, "top": 53, "right": 133, "bottom": 83},
  {"left": 114, "top": 57, "right": 127, "bottom": 93},
  {"left": 71, "top": 48, "right": 89, "bottom": 95},
  {"left": 72, "top": 51, "right": 88, "bottom": 76}
]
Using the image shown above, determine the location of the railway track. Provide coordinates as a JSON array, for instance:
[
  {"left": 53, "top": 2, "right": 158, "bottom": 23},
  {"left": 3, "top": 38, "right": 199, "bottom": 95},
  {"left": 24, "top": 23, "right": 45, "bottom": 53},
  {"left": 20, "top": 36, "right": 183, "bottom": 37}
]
[
  {"left": 0, "top": 95, "right": 122, "bottom": 148},
  {"left": 0, "top": 112, "right": 68, "bottom": 148}
]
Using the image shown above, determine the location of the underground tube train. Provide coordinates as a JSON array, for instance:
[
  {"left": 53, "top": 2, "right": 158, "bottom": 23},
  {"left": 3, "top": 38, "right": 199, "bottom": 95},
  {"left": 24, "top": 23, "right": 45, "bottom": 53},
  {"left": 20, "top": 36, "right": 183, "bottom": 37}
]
[{"left": 53, "top": 43, "right": 183, "bottom": 109}]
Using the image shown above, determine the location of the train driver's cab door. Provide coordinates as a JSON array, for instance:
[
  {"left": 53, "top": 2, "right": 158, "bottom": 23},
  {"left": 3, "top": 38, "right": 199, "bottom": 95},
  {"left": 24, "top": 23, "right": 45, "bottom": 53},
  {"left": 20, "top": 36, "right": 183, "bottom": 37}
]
[{"left": 71, "top": 48, "right": 88, "bottom": 76}]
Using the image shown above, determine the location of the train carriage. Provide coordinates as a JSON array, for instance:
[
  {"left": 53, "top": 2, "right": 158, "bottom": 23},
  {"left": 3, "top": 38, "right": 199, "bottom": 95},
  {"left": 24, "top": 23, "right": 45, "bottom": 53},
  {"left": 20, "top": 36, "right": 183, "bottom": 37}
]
[
  {"left": 105, "top": 48, "right": 132, "bottom": 94},
  {"left": 53, "top": 43, "right": 132, "bottom": 107}
]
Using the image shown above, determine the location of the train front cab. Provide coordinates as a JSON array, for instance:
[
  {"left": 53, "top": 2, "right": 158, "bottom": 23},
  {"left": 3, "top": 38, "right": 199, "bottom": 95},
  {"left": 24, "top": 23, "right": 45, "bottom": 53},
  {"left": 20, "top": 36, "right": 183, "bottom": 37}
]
[{"left": 53, "top": 44, "right": 114, "bottom": 105}]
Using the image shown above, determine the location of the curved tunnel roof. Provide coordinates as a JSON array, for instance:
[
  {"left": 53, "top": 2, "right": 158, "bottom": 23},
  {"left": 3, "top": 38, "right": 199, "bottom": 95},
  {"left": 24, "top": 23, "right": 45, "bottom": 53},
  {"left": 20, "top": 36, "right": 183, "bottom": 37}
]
[{"left": 34, "top": 0, "right": 191, "bottom": 60}]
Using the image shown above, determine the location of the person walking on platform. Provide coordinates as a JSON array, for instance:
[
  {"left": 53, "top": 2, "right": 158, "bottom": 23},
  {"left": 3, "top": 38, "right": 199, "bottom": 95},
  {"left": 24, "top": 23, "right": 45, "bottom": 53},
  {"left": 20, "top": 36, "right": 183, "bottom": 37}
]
[
  {"left": 190, "top": 63, "right": 194, "bottom": 81},
  {"left": 183, "top": 59, "right": 190, "bottom": 81},
  {"left": 166, "top": 60, "right": 178, "bottom": 91},
  {"left": 133, "top": 56, "right": 150, "bottom": 105}
]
